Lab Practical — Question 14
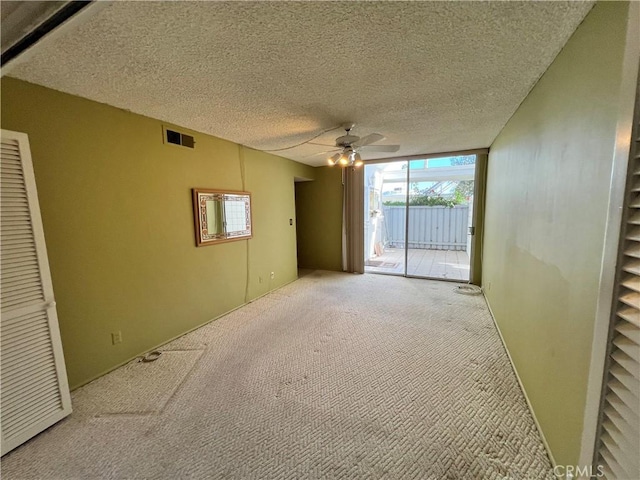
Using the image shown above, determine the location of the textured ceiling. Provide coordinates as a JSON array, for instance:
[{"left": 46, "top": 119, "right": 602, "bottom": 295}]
[
  {"left": 1, "top": 1, "right": 68, "bottom": 54},
  {"left": 6, "top": 1, "right": 593, "bottom": 166}
]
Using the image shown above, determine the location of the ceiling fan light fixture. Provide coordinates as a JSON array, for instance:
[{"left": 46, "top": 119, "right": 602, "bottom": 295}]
[
  {"left": 329, "top": 149, "right": 364, "bottom": 168},
  {"left": 328, "top": 152, "right": 341, "bottom": 166},
  {"left": 325, "top": 124, "right": 394, "bottom": 168}
]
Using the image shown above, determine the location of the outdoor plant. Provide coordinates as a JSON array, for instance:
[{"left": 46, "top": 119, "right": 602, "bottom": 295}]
[{"left": 383, "top": 194, "right": 457, "bottom": 208}]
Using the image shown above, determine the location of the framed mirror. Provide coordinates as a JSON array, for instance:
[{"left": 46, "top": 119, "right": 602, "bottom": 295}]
[{"left": 192, "top": 188, "right": 252, "bottom": 246}]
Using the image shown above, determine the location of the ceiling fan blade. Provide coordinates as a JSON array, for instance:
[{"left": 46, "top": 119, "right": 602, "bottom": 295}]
[
  {"left": 362, "top": 144, "right": 401, "bottom": 153},
  {"left": 303, "top": 148, "right": 339, "bottom": 158},
  {"left": 354, "top": 133, "right": 385, "bottom": 147}
]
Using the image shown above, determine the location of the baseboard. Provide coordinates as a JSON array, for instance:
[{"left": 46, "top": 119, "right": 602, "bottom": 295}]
[
  {"left": 69, "top": 275, "right": 302, "bottom": 391},
  {"left": 483, "top": 294, "right": 558, "bottom": 470}
]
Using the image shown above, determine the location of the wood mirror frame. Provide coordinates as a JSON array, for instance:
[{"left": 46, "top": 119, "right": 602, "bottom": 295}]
[{"left": 192, "top": 188, "right": 252, "bottom": 246}]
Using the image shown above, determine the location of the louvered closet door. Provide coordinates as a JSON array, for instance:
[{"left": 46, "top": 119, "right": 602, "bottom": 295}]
[
  {"left": 595, "top": 87, "right": 640, "bottom": 478},
  {"left": 1, "top": 130, "right": 71, "bottom": 456}
]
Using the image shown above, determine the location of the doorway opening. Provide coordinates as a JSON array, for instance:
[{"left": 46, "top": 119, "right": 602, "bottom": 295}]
[
  {"left": 294, "top": 176, "right": 315, "bottom": 278},
  {"left": 364, "top": 155, "right": 477, "bottom": 281}
]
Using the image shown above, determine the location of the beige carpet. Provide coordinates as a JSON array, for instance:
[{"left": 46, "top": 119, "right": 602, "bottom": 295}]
[{"left": 1, "top": 271, "right": 554, "bottom": 479}]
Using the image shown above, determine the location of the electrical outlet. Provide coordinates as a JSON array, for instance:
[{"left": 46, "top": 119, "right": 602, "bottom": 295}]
[
  {"left": 259, "top": 276, "right": 263, "bottom": 284},
  {"left": 270, "top": 271, "right": 275, "bottom": 280},
  {"left": 486, "top": 281, "right": 492, "bottom": 291},
  {"left": 111, "top": 331, "right": 122, "bottom": 345}
]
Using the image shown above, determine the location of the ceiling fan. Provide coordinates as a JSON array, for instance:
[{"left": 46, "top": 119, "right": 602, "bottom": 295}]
[{"left": 315, "top": 123, "right": 400, "bottom": 167}]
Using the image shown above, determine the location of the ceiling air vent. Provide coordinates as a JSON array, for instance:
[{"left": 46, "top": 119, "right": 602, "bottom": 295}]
[{"left": 164, "top": 127, "right": 195, "bottom": 149}]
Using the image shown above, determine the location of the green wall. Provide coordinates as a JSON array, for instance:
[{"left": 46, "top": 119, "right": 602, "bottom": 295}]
[
  {"left": 295, "top": 166, "right": 343, "bottom": 271},
  {"left": 483, "top": 2, "right": 630, "bottom": 467},
  {"left": 1, "top": 78, "right": 315, "bottom": 389}
]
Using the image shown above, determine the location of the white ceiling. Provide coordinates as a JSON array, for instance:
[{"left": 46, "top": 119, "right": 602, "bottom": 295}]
[{"left": 5, "top": 1, "right": 594, "bottom": 166}]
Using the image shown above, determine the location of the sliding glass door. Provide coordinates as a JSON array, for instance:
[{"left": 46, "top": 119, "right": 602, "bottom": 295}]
[
  {"left": 364, "top": 155, "right": 476, "bottom": 282},
  {"left": 406, "top": 156, "right": 475, "bottom": 280},
  {"left": 364, "top": 161, "right": 407, "bottom": 275}
]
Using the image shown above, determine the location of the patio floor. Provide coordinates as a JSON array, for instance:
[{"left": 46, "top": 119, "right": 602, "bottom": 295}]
[{"left": 365, "top": 247, "right": 470, "bottom": 281}]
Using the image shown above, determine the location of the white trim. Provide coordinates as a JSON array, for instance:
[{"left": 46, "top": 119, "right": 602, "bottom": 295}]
[
  {"left": 483, "top": 295, "right": 558, "bottom": 469},
  {"left": 578, "top": 2, "right": 640, "bottom": 473}
]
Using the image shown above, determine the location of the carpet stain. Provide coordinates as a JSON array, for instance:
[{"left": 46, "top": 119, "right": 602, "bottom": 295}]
[{"left": 1, "top": 271, "right": 554, "bottom": 479}]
